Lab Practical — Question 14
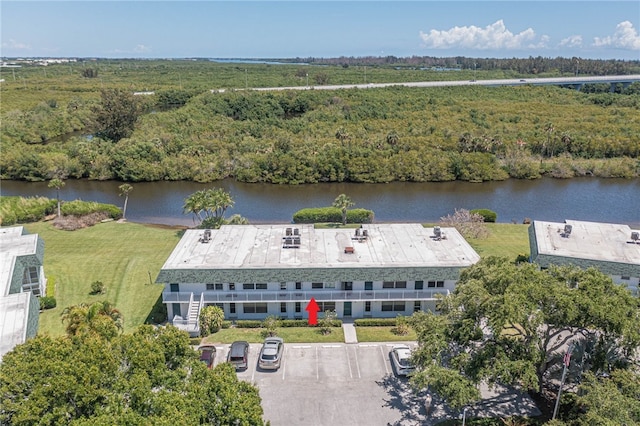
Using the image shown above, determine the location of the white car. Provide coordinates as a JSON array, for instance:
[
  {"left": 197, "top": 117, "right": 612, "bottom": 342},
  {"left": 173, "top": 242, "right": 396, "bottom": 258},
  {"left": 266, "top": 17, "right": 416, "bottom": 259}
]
[
  {"left": 390, "top": 344, "right": 415, "bottom": 376},
  {"left": 258, "top": 337, "right": 284, "bottom": 370}
]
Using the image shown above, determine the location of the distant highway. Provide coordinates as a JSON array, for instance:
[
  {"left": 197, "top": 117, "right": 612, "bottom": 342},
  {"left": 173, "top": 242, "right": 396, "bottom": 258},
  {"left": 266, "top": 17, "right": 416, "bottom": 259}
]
[{"left": 213, "top": 75, "right": 640, "bottom": 93}]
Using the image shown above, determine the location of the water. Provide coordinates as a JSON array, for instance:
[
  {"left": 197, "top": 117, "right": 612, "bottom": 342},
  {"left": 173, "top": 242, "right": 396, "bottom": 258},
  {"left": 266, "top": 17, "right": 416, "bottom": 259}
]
[{"left": 1, "top": 178, "right": 638, "bottom": 227}]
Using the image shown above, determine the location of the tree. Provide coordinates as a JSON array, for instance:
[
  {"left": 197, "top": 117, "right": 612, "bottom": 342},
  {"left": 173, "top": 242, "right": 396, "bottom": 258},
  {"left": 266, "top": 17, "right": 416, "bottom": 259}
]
[
  {"left": 439, "top": 208, "right": 489, "bottom": 239},
  {"left": 118, "top": 183, "right": 133, "bottom": 220},
  {"left": 199, "top": 305, "right": 225, "bottom": 336},
  {"left": 262, "top": 315, "right": 281, "bottom": 337},
  {"left": 93, "top": 88, "right": 141, "bottom": 142},
  {"left": 183, "top": 187, "right": 235, "bottom": 229},
  {"left": 0, "top": 325, "right": 265, "bottom": 425},
  {"left": 48, "top": 177, "right": 65, "bottom": 218},
  {"left": 573, "top": 370, "right": 640, "bottom": 424},
  {"left": 61, "top": 300, "right": 123, "bottom": 340},
  {"left": 408, "top": 258, "right": 639, "bottom": 411},
  {"left": 332, "top": 193, "right": 355, "bottom": 225}
]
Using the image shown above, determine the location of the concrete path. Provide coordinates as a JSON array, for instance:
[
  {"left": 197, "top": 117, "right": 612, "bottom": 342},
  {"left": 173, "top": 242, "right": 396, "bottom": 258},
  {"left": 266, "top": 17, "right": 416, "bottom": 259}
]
[{"left": 342, "top": 320, "right": 358, "bottom": 343}]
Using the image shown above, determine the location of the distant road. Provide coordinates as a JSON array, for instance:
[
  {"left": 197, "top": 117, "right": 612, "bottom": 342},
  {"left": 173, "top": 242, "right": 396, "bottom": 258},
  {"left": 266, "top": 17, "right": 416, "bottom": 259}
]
[{"left": 213, "top": 75, "right": 640, "bottom": 93}]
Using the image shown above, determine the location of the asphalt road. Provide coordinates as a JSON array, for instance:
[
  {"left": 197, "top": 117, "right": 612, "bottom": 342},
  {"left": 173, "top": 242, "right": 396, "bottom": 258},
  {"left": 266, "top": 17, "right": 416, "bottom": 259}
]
[{"left": 211, "top": 342, "right": 541, "bottom": 426}]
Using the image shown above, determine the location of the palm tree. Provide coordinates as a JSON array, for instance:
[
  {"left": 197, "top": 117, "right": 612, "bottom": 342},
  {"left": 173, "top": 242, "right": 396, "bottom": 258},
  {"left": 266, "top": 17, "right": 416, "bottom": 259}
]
[
  {"left": 332, "top": 194, "right": 355, "bottom": 225},
  {"left": 184, "top": 188, "right": 235, "bottom": 228},
  {"left": 48, "top": 178, "right": 65, "bottom": 218},
  {"left": 61, "top": 301, "right": 123, "bottom": 339},
  {"left": 118, "top": 184, "right": 133, "bottom": 220}
]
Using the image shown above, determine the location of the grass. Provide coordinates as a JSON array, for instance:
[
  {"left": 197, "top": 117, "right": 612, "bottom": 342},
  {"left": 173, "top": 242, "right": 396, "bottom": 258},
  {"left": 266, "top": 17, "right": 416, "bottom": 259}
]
[
  {"left": 23, "top": 221, "right": 181, "bottom": 336},
  {"left": 202, "top": 327, "right": 345, "bottom": 344},
  {"left": 354, "top": 326, "right": 417, "bottom": 342},
  {"left": 466, "top": 223, "right": 530, "bottom": 260}
]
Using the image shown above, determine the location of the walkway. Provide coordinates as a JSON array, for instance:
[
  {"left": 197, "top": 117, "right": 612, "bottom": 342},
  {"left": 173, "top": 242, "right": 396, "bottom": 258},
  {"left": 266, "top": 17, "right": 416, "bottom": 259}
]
[{"left": 342, "top": 320, "right": 358, "bottom": 343}]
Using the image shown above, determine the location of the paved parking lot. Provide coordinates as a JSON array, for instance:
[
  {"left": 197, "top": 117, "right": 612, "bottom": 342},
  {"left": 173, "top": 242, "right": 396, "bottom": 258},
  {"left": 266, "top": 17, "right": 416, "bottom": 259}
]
[{"left": 211, "top": 342, "right": 541, "bottom": 426}]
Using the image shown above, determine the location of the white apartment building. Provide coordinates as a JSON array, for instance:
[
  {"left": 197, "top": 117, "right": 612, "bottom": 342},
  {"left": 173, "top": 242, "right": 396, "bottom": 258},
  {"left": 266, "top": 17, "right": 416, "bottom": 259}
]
[{"left": 157, "top": 223, "right": 481, "bottom": 336}]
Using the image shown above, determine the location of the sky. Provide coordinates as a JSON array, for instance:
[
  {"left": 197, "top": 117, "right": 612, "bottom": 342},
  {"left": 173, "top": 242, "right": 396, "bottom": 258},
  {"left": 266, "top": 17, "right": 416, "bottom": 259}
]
[{"left": 2, "top": 1, "right": 639, "bottom": 60}]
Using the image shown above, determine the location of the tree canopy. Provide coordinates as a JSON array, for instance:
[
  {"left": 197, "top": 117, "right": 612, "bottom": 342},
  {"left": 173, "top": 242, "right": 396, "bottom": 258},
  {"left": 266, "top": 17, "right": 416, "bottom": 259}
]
[
  {"left": 408, "top": 257, "right": 640, "bottom": 419},
  {"left": 92, "top": 88, "right": 141, "bottom": 142},
  {"left": 0, "top": 325, "right": 265, "bottom": 425}
]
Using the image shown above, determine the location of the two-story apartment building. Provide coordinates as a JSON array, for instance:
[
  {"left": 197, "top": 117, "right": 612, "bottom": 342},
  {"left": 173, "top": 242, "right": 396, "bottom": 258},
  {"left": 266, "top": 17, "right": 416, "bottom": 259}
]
[
  {"left": 529, "top": 219, "right": 640, "bottom": 296},
  {"left": 157, "top": 223, "right": 481, "bottom": 335},
  {"left": 0, "top": 226, "right": 46, "bottom": 360}
]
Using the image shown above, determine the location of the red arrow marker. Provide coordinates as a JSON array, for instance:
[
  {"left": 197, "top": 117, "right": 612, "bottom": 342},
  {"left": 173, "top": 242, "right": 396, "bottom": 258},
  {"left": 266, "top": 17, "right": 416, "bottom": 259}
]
[{"left": 305, "top": 297, "right": 320, "bottom": 325}]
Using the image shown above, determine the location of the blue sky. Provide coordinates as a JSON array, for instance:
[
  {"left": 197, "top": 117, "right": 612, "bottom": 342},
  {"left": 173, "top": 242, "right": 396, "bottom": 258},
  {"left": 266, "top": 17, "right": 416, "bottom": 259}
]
[{"left": 2, "top": 1, "right": 639, "bottom": 60}]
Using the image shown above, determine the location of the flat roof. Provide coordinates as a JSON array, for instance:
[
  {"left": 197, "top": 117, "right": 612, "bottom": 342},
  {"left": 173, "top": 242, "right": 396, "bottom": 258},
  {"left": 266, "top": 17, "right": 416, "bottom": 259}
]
[
  {"left": 532, "top": 220, "right": 640, "bottom": 265},
  {"left": 161, "top": 223, "right": 480, "bottom": 272},
  {"left": 0, "top": 292, "right": 30, "bottom": 361},
  {"left": 0, "top": 226, "right": 39, "bottom": 297}
]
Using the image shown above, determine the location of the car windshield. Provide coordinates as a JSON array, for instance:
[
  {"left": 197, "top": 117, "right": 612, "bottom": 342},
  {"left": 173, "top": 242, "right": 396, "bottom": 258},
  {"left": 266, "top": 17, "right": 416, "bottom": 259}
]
[
  {"left": 262, "top": 354, "right": 277, "bottom": 360},
  {"left": 395, "top": 348, "right": 413, "bottom": 368}
]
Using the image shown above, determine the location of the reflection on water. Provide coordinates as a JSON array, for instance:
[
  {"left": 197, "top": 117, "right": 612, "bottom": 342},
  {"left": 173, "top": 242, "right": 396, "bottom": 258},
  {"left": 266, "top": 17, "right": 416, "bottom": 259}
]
[{"left": 1, "top": 178, "right": 638, "bottom": 227}]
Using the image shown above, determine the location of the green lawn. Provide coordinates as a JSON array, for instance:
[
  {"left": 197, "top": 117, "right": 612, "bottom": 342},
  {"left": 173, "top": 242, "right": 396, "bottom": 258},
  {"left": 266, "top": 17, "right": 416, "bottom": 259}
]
[
  {"left": 466, "top": 223, "right": 530, "bottom": 259},
  {"left": 23, "top": 221, "right": 180, "bottom": 336},
  {"left": 354, "top": 326, "right": 417, "bottom": 342},
  {"left": 202, "top": 327, "right": 345, "bottom": 344}
]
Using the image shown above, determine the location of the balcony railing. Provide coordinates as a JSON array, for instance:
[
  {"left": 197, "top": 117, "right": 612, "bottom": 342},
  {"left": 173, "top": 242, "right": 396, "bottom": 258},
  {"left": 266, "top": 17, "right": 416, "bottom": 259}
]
[{"left": 163, "top": 289, "right": 449, "bottom": 304}]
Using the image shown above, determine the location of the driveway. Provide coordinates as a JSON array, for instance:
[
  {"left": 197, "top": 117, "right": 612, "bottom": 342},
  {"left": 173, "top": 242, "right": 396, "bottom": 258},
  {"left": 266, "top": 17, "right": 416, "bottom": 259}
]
[{"left": 211, "top": 342, "right": 541, "bottom": 425}]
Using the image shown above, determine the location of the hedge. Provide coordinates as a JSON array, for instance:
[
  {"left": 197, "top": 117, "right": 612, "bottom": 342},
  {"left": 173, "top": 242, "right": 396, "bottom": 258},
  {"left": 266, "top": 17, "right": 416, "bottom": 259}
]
[
  {"left": 470, "top": 208, "right": 497, "bottom": 223},
  {"left": 292, "top": 207, "right": 374, "bottom": 224},
  {"left": 354, "top": 318, "right": 398, "bottom": 326},
  {"left": 61, "top": 200, "right": 122, "bottom": 219},
  {"left": 234, "top": 318, "right": 343, "bottom": 328}
]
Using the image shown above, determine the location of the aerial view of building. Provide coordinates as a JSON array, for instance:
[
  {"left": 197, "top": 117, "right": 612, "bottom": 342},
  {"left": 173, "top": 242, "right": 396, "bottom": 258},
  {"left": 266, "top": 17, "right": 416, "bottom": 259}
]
[
  {"left": 528, "top": 219, "right": 640, "bottom": 296},
  {"left": 0, "top": 226, "right": 46, "bottom": 360},
  {"left": 158, "top": 223, "right": 481, "bottom": 335}
]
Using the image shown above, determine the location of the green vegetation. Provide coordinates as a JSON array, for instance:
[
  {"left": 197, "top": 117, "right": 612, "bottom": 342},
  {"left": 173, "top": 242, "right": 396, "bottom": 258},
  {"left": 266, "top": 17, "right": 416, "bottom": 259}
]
[
  {"left": 0, "top": 196, "right": 56, "bottom": 226},
  {"left": 202, "top": 326, "right": 345, "bottom": 344},
  {"left": 22, "top": 221, "right": 180, "bottom": 336},
  {"left": 355, "top": 326, "right": 417, "bottom": 342},
  {"left": 293, "top": 207, "right": 374, "bottom": 224},
  {"left": 470, "top": 208, "right": 497, "bottom": 222},
  {"left": 2, "top": 59, "right": 639, "bottom": 183},
  {"left": 466, "top": 223, "right": 530, "bottom": 259}
]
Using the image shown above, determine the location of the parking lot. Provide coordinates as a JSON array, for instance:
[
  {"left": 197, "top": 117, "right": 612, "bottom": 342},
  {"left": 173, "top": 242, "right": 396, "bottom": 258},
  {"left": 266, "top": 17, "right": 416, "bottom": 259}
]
[
  {"left": 211, "top": 342, "right": 541, "bottom": 426},
  {"left": 212, "top": 342, "right": 425, "bottom": 426}
]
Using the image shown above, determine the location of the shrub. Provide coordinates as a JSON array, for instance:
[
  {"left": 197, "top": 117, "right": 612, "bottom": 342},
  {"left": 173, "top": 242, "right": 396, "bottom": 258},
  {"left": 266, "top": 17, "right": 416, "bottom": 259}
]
[
  {"left": 262, "top": 315, "right": 281, "bottom": 337},
  {"left": 470, "top": 208, "right": 497, "bottom": 223},
  {"left": 61, "top": 200, "right": 121, "bottom": 219},
  {"left": 318, "top": 310, "right": 338, "bottom": 335},
  {"left": 354, "top": 318, "right": 397, "bottom": 326},
  {"left": 39, "top": 296, "right": 57, "bottom": 310},
  {"left": 199, "top": 306, "right": 225, "bottom": 336},
  {"left": 235, "top": 320, "right": 263, "bottom": 328},
  {"left": 90, "top": 280, "right": 106, "bottom": 295},
  {"left": 0, "top": 196, "right": 57, "bottom": 225},
  {"left": 292, "top": 207, "right": 374, "bottom": 224},
  {"left": 280, "top": 319, "right": 309, "bottom": 327},
  {"left": 391, "top": 315, "right": 410, "bottom": 336},
  {"left": 221, "top": 320, "right": 233, "bottom": 329}
]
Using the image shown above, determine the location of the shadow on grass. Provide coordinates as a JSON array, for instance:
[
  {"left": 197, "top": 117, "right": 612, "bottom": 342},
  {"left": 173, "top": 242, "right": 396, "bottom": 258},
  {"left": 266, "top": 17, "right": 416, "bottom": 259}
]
[{"left": 144, "top": 293, "right": 167, "bottom": 325}]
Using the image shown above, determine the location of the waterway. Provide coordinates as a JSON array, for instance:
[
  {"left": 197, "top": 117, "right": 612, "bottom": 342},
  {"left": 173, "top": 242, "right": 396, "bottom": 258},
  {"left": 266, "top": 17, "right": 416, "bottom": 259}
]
[{"left": 1, "top": 178, "right": 638, "bottom": 227}]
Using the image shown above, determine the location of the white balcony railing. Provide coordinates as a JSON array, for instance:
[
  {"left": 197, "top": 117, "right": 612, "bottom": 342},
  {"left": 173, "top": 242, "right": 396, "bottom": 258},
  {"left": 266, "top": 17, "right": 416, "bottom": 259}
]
[{"left": 163, "top": 289, "right": 449, "bottom": 304}]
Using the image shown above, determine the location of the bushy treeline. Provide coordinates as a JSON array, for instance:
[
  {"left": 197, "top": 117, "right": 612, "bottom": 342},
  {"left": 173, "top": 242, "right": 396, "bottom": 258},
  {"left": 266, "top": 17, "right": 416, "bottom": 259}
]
[
  {"left": 293, "top": 207, "right": 374, "bottom": 224},
  {"left": 0, "top": 196, "right": 121, "bottom": 226},
  {"left": 2, "top": 63, "right": 639, "bottom": 184}
]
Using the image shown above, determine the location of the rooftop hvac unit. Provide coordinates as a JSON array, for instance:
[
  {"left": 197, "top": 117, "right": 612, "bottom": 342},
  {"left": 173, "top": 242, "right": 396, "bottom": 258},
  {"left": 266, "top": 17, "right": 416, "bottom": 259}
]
[
  {"left": 632, "top": 231, "right": 640, "bottom": 242},
  {"left": 433, "top": 226, "right": 442, "bottom": 239},
  {"left": 202, "top": 229, "right": 212, "bottom": 243},
  {"left": 564, "top": 224, "right": 572, "bottom": 235}
]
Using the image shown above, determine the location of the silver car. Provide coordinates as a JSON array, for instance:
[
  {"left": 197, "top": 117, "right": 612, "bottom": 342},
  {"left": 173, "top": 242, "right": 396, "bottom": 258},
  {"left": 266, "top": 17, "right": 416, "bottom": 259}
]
[
  {"left": 258, "top": 337, "right": 284, "bottom": 370},
  {"left": 390, "top": 344, "right": 415, "bottom": 376}
]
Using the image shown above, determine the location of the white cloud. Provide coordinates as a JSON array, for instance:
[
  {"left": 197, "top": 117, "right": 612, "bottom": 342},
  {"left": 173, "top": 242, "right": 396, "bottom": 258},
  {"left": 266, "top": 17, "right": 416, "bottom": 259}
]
[
  {"left": 133, "top": 44, "right": 151, "bottom": 53},
  {"left": 1, "top": 39, "right": 31, "bottom": 50},
  {"left": 419, "top": 20, "right": 543, "bottom": 50},
  {"left": 559, "top": 35, "right": 583, "bottom": 48},
  {"left": 593, "top": 21, "right": 640, "bottom": 50}
]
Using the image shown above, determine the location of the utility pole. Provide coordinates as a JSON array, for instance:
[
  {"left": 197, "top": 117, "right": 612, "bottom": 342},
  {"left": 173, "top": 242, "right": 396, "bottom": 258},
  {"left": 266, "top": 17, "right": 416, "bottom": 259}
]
[{"left": 553, "top": 344, "right": 574, "bottom": 420}]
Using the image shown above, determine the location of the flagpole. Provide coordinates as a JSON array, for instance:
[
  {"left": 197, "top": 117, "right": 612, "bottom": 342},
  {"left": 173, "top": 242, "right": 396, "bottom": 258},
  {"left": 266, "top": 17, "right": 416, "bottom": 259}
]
[{"left": 552, "top": 344, "right": 574, "bottom": 420}]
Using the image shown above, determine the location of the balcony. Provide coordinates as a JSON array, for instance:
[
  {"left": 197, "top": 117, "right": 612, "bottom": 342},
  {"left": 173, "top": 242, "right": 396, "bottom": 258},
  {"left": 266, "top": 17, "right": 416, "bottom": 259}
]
[{"left": 162, "top": 289, "right": 448, "bottom": 304}]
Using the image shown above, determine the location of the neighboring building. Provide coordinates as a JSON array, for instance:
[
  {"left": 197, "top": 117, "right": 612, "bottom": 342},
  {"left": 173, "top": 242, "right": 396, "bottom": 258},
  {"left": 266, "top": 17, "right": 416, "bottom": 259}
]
[
  {"left": 157, "top": 223, "right": 480, "bottom": 335},
  {"left": 0, "top": 226, "right": 46, "bottom": 360},
  {"left": 529, "top": 219, "right": 640, "bottom": 296}
]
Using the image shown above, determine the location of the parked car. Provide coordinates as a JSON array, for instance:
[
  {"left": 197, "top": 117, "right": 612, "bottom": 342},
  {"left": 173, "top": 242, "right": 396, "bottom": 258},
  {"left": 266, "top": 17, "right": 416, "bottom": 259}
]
[
  {"left": 197, "top": 344, "right": 217, "bottom": 369},
  {"left": 258, "top": 337, "right": 284, "bottom": 370},
  {"left": 227, "top": 341, "right": 250, "bottom": 370},
  {"left": 390, "top": 344, "right": 415, "bottom": 376}
]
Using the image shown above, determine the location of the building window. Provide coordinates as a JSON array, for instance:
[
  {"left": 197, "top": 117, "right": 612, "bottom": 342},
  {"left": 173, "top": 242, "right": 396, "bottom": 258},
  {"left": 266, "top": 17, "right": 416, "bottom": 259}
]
[
  {"left": 312, "top": 282, "right": 323, "bottom": 289},
  {"left": 427, "top": 281, "right": 444, "bottom": 288},
  {"left": 326, "top": 282, "right": 336, "bottom": 289},
  {"left": 365, "top": 281, "right": 373, "bottom": 290},
  {"left": 280, "top": 282, "right": 287, "bottom": 290},
  {"left": 414, "top": 301, "right": 421, "bottom": 312},
  {"left": 436, "top": 281, "right": 444, "bottom": 288},
  {"left": 215, "top": 283, "right": 223, "bottom": 290},
  {"left": 229, "top": 283, "right": 235, "bottom": 291},
  {"left": 317, "top": 302, "right": 336, "bottom": 312},
  {"left": 243, "top": 283, "right": 254, "bottom": 290},
  {"left": 206, "top": 283, "right": 215, "bottom": 290},
  {"left": 170, "top": 283, "right": 179, "bottom": 292},
  {"left": 621, "top": 276, "right": 630, "bottom": 280},
  {"left": 383, "top": 281, "right": 406, "bottom": 289},
  {"left": 256, "top": 283, "right": 267, "bottom": 290},
  {"left": 295, "top": 302, "right": 301, "bottom": 313},
  {"left": 172, "top": 303, "right": 181, "bottom": 317},
  {"left": 22, "top": 266, "right": 39, "bottom": 285},
  {"left": 415, "top": 280, "right": 424, "bottom": 290},
  {"left": 229, "top": 303, "right": 236, "bottom": 314},
  {"left": 280, "top": 302, "right": 287, "bottom": 313},
  {"left": 365, "top": 301, "right": 371, "bottom": 312},
  {"left": 296, "top": 282, "right": 302, "bottom": 290},
  {"left": 244, "top": 303, "right": 268, "bottom": 314},
  {"left": 381, "top": 301, "right": 405, "bottom": 312}
]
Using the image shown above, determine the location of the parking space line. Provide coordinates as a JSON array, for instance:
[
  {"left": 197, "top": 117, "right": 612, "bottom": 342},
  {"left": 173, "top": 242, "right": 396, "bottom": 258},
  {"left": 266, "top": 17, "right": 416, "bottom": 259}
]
[
  {"left": 345, "top": 346, "right": 353, "bottom": 379},
  {"left": 353, "top": 346, "right": 361, "bottom": 379},
  {"left": 379, "top": 345, "right": 389, "bottom": 375},
  {"left": 292, "top": 345, "right": 311, "bottom": 348},
  {"left": 358, "top": 344, "right": 379, "bottom": 347},
  {"left": 315, "top": 346, "right": 319, "bottom": 380},
  {"left": 322, "top": 345, "right": 341, "bottom": 348},
  {"left": 251, "top": 347, "right": 256, "bottom": 383},
  {"left": 281, "top": 346, "right": 286, "bottom": 381}
]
